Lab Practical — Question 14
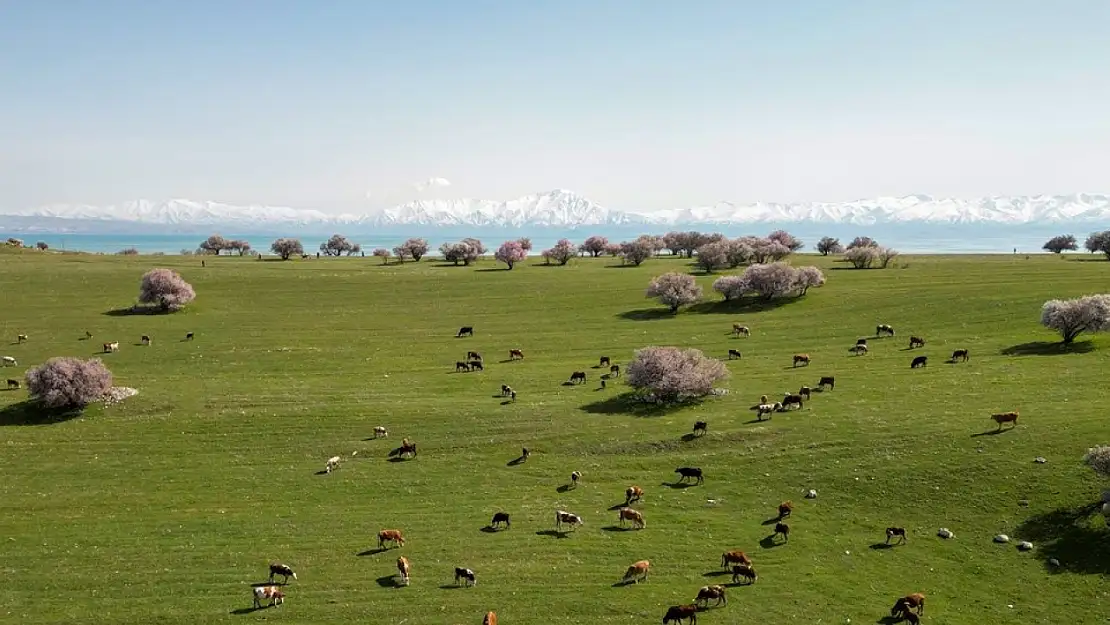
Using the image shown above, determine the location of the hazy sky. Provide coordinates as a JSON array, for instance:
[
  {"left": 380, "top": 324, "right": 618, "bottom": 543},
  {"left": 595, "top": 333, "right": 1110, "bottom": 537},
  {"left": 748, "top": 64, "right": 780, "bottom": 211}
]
[{"left": 2, "top": 1, "right": 1108, "bottom": 213}]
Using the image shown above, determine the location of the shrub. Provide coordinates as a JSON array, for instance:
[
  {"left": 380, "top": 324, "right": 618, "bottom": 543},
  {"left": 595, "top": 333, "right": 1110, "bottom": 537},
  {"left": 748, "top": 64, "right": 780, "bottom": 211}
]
[
  {"left": 581, "top": 235, "right": 609, "bottom": 257},
  {"left": 844, "top": 246, "right": 877, "bottom": 269},
  {"left": 271, "top": 238, "right": 304, "bottom": 260},
  {"left": 646, "top": 272, "right": 702, "bottom": 313},
  {"left": 816, "top": 236, "right": 843, "bottom": 256},
  {"left": 1083, "top": 231, "right": 1110, "bottom": 258},
  {"left": 713, "top": 263, "right": 825, "bottom": 301},
  {"left": 1040, "top": 294, "right": 1110, "bottom": 344},
  {"left": 320, "top": 234, "right": 357, "bottom": 256},
  {"left": 25, "top": 357, "right": 113, "bottom": 409},
  {"left": 877, "top": 246, "right": 900, "bottom": 268},
  {"left": 1085, "top": 446, "right": 1110, "bottom": 479},
  {"left": 117, "top": 247, "right": 140, "bottom": 256},
  {"left": 139, "top": 268, "right": 196, "bottom": 312},
  {"left": 440, "top": 238, "right": 487, "bottom": 265},
  {"left": 767, "top": 230, "right": 803, "bottom": 252},
  {"left": 847, "top": 236, "right": 878, "bottom": 249},
  {"left": 35, "top": 241, "right": 49, "bottom": 251},
  {"left": 1043, "top": 235, "right": 1078, "bottom": 254},
  {"left": 694, "top": 241, "right": 730, "bottom": 273},
  {"left": 543, "top": 239, "right": 576, "bottom": 266},
  {"left": 619, "top": 239, "right": 654, "bottom": 266},
  {"left": 398, "top": 238, "right": 430, "bottom": 261},
  {"left": 200, "top": 234, "right": 229, "bottom": 255},
  {"left": 626, "top": 346, "right": 729, "bottom": 402},
  {"left": 372, "top": 248, "right": 391, "bottom": 263},
  {"left": 494, "top": 240, "right": 527, "bottom": 269}
]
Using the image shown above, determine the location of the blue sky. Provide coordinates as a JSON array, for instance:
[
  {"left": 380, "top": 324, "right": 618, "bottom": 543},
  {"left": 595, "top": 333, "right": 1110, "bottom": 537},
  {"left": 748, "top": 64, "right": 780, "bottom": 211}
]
[{"left": 1, "top": 1, "right": 1108, "bottom": 213}]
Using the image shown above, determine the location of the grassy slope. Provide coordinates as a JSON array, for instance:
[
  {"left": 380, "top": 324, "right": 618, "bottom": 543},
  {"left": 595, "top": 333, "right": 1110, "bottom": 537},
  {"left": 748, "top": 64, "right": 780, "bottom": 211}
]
[{"left": 0, "top": 250, "right": 1107, "bottom": 625}]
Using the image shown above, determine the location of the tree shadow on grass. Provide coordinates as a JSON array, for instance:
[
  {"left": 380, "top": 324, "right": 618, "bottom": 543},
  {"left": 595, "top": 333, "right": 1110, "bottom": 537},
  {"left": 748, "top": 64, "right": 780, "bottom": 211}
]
[
  {"left": 1000, "top": 341, "right": 1095, "bottom": 356},
  {"left": 687, "top": 297, "right": 804, "bottom": 315},
  {"left": 580, "top": 393, "right": 691, "bottom": 418},
  {"left": 476, "top": 268, "right": 508, "bottom": 272},
  {"left": 616, "top": 308, "right": 676, "bottom": 321},
  {"left": 102, "top": 306, "right": 173, "bottom": 317},
  {"left": 1015, "top": 503, "right": 1110, "bottom": 574},
  {"left": 0, "top": 401, "right": 83, "bottom": 426}
]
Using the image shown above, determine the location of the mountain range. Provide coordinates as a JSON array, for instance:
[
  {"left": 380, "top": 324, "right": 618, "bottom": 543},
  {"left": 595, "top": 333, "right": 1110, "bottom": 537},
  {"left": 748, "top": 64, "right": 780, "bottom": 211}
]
[{"left": 4, "top": 190, "right": 1110, "bottom": 230}]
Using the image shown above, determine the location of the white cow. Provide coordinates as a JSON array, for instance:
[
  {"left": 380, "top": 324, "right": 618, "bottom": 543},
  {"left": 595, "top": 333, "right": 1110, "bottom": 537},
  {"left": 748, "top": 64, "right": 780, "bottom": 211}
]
[
  {"left": 1, "top": 356, "right": 16, "bottom": 367},
  {"left": 325, "top": 456, "right": 341, "bottom": 473}
]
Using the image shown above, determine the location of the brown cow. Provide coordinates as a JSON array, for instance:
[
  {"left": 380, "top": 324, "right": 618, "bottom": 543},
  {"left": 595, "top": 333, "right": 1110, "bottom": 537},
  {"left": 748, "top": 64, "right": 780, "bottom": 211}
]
[
  {"left": 397, "top": 556, "right": 411, "bottom": 585},
  {"left": 484, "top": 612, "right": 497, "bottom": 625},
  {"left": 951, "top": 348, "right": 969, "bottom": 362},
  {"left": 793, "top": 354, "right": 810, "bottom": 367},
  {"left": 732, "top": 324, "right": 751, "bottom": 337},
  {"left": 773, "top": 522, "right": 790, "bottom": 542},
  {"left": 625, "top": 485, "right": 644, "bottom": 505},
  {"left": 509, "top": 349, "right": 524, "bottom": 360},
  {"left": 467, "top": 351, "right": 482, "bottom": 361},
  {"left": 378, "top": 529, "right": 405, "bottom": 549},
  {"left": 731, "top": 564, "right": 757, "bottom": 584},
  {"left": 991, "top": 411, "right": 1019, "bottom": 430},
  {"left": 622, "top": 559, "right": 650, "bottom": 583},
  {"left": 720, "top": 550, "right": 751, "bottom": 569},
  {"left": 909, "top": 336, "right": 925, "bottom": 349},
  {"left": 662, "top": 604, "right": 697, "bottom": 625},
  {"left": 798, "top": 385, "right": 811, "bottom": 400},
  {"left": 886, "top": 527, "right": 907, "bottom": 544},
  {"left": 695, "top": 585, "right": 727, "bottom": 607},
  {"left": 618, "top": 507, "right": 645, "bottom": 529},
  {"left": 778, "top": 500, "right": 793, "bottom": 519},
  {"left": 818, "top": 376, "right": 835, "bottom": 390}
]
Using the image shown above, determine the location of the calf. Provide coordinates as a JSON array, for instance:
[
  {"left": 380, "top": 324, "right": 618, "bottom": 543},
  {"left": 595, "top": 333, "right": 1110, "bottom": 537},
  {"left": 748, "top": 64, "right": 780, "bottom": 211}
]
[
  {"left": 793, "top": 353, "right": 810, "bottom": 367},
  {"left": 6, "top": 378, "right": 20, "bottom": 389},
  {"left": 798, "top": 385, "right": 811, "bottom": 400},
  {"left": 0, "top": 357, "right": 15, "bottom": 367},
  {"left": 778, "top": 500, "right": 793, "bottom": 519},
  {"left": 692, "top": 420, "right": 708, "bottom": 436},
  {"left": 103, "top": 342, "right": 119, "bottom": 353},
  {"left": 468, "top": 360, "right": 484, "bottom": 371},
  {"left": 720, "top": 550, "right": 751, "bottom": 569},
  {"left": 886, "top": 527, "right": 907, "bottom": 544},
  {"left": 951, "top": 348, "right": 969, "bottom": 362},
  {"left": 456, "top": 326, "right": 474, "bottom": 337},
  {"left": 731, "top": 564, "right": 757, "bottom": 584},
  {"left": 140, "top": 335, "right": 152, "bottom": 346},
  {"left": 501, "top": 384, "right": 513, "bottom": 397},
  {"left": 728, "top": 349, "right": 742, "bottom": 360},
  {"left": 378, "top": 529, "right": 405, "bottom": 549},
  {"left": 269, "top": 563, "right": 297, "bottom": 583},
  {"left": 397, "top": 556, "right": 411, "bottom": 585},
  {"left": 625, "top": 485, "right": 644, "bottom": 505},
  {"left": 555, "top": 510, "right": 583, "bottom": 532},
  {"left": 484, "top": 611, "right": 497, "bottom": 625},
  {"left": 454, "top": 567, "right": 476, "bottom": 587},
  {"left": 818, "top": 376, "right": 835, "bottom": 390},
  {"left": 398, "top": 438, "right": 417, "bottom": 458},
  {"left": 773, "top": 522, "right": 790, "bottom": 542},
  {"left": 618, "top": 507, "right": 645, "bottom": 529},
  {"left": 909, "top": 336, "right": 925, "bottom": 349},
  {"left": 781, "top": 393, "right": 804, "bottom": 410},
  {"left": 467, "top": 351, "right": 482, "bottom": 361},
  {"left": 252, "top": 585, "right": 285, "bottom": 608},
  {"left": 509, "top": 349, "right": 524, "bottom": 360},
  {"left": 569, "top": 371, "right": 586, "bottom": 384},
  {"left": 662, "top": 604, "right": 698, "bottom": 625},
  {"left": 695, "top": 584, "right": 727, "bottom": 607},
  {"left": 490, "top": 512, "right": 511, "bottom": 529},
  {"left": 570, "top": 470, "right": 582, "bottom": 487},
  {"left": 599, "top": 356, "right": 611, "bottom": 367},
  {"left": 732, "top": 324, "right": 751, "bottom": 337},
  {"left": 910, "top": 355, "right": 927, "bottom": 368},
  {"left": 622, "top": 559, "right": 650, "bottom": 583},
  {"left": 675, "top": 467, "right": 703, "bottom": 485},
  {"left": 991, "top": 411, "right": 1019, "bottom": 430},
  {"left": 609, "top": 364, "right": 620, "bottom": 377},
  {"left": 373, "top": 426, "right": 388, "bottom": 438},
  {"left": 324, "top": 456, "right": 341, "bottom": 473}
]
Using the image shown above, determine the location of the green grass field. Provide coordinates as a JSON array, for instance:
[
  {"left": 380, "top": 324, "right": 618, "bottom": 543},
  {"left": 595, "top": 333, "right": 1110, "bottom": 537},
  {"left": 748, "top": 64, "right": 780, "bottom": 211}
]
[{"left": 0, "top": 249, "right": 1107, "bottom": 625}]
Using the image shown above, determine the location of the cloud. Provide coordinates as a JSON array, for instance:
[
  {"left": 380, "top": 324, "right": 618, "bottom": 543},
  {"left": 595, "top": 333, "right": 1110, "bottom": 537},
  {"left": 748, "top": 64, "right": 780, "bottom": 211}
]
[{"left": 413, "top": 177, "right": 452, "bottom": 192}]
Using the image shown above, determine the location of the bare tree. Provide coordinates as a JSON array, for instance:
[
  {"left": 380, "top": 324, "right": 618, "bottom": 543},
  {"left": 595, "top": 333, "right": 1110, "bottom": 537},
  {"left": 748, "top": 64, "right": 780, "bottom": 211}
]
[
  {"left": 581, "top": 235, "right": 609, "bottom": 257},
  {"left": 694, "top": 241, "right": 730, "bottom": 273},
  {"left": 25, "top": 357, "right": 113, "bottom": 409},
  {"left": 1043, "top": 235, "right": 1078, "bottom": 254},
  {"left": 1040, "top": 294, "right": 1110, "bottom": 344},
  {"left": 138, "top": 268, "right": 196, "bottom": 311},
  {"left": 271, "top": 238, "right": 304, "bottom": 260},
  {"left": 544, "top": 239, "right": 576, "bottom": 266},
  {"left": 816, "top": 236, "right": 843, "bottom": 256},
  {"left": 626, "top": 346, "right": 729, "bottom": 402},
  {"left": 494, "top": 240, "right": 527, "bottom": 269},
  {"left": 877, "top": 246, "right": 900, "bottom": 268},
  {"left": 372, "top": 248, "right": 391, "bottom": 264},
  {"left": 646, "top": 272, "right": 702, "bottom": 313}
]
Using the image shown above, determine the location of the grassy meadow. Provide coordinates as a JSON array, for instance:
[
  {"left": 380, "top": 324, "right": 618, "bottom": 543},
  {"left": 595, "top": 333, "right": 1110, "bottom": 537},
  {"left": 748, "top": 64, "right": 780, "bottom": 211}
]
[{"left": 0, "top": 248, "right": 1108, "bottom": 625}]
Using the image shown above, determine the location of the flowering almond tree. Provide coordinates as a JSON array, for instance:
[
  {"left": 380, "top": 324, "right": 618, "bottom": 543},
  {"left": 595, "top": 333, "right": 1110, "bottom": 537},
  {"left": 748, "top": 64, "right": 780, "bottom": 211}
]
[
  {"left": 494, "top": 240, "right": 527, "bottom": 269},
  {"left": 646, "top": 272, "right": 702, "bottom": 313},
  {"left": 1041, "top": 294, "right": 1110, "bottom": 344},
  {"left": 626, "top": 346, "right": 728, "bottom": 402},
  {"left": 139, "top": 268, "right": 196, "bottom": 312},
  {"left": 25, "top": 357, "right": 113, "bottom": 409}
]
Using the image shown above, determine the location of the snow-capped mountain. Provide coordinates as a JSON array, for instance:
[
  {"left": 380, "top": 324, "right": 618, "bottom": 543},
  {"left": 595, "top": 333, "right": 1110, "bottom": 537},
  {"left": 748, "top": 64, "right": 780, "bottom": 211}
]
[{"left": 4, "top": 190, "right": 1110, "bottom": 230}]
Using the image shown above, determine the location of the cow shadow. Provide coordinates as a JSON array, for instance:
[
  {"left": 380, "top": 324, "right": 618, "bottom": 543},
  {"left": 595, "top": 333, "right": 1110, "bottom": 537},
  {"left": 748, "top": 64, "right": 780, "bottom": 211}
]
[
  {"left": 608, "top": 502, "right": 630, "bottom": 511},
  {"left": 761, "top": 517, "right": 781, "bottom": 526},
  {"left": 479, "top": 526, "right": 503, "bottom": 534},
  {"left": 971, "top": 428, "right": 1010, "bottom": 437},
  {"left": 1001, "top": 341, "right": 1094, "bottom": 356},
  {"left": 535, "top": 530, "right": 572, "bottom": 539},
  {"left": 229, "top": 607, "right": 265, "bottom": 615},
  {"left": 439, "top": 583, "right": 467, "bottom": 589},
  {"left": 1015, "top": 502, "right": 1110, "bottom": 575},
  {"left": 314, "top": 469, "right": 330, "bottom": 475},
  {"left": 661, "top": 481, "right": 697, "bottom": 489},
  {"left": 376, "top": 575, "right": 402, "bottom": 587},
  {"left": 102, "top": 306, "right": 169, "bottom": 316},
  {"left": 601, "top": 525, "right": 632, "bottom": 532},
  {"left": 0, "top": 402, "right": 83, "bottom": 427},
  {"left": 681, "top": 433, "right": 698, "bottom": 442},
  {"left": 357, "top": 548, "right": 389, "bottom": 556},
  {"left": 556, "top": 484, "right": 574, "bottom": 493},
  {"left": 701, "top": 570, "right": 730, "bottom": 578},
  {"left": 869, "top": 542, "right": 894, "bottom": 550},
  {"left": 387, "top": 456, "right": 410, "bottom": 463},
  {"left": 876, "top": 617, "right": 901, "bottom": 625},
  {"left": 506, "top": 456, "right": 528, "bottom": 466},
  {"left": 759, "top": 535, "right": 784, "bottom": 549}
]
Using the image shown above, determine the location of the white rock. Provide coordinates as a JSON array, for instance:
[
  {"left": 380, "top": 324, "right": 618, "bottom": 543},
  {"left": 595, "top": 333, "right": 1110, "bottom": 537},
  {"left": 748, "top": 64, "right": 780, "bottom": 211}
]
[
  {"left": 1034, "top": 457, "right": 1047, "bottom": 464},
  {"left": 937, "top": 528, "right": 954, "bottom": 539},
  {"left": 804, "top": 489, "right": 817, "bottom": 499},
  {"left": 1017, "top": 541, "right": 1033, "bottom": 551},
  {"left": 994, "top": 534, "right": 1010, "bottom": 543}
]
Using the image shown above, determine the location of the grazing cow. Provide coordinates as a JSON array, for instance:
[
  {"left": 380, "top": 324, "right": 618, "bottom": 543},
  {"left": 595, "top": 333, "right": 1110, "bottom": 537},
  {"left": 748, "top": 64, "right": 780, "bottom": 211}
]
[
  {"left": 793, "top": 353, "right": 810, "bottom": 367},
  {"left": 324, "top": 455, "right": 341, "bottom": 473},
  {"left": 731, "top": 564, "right": 757, "bottom": 584},
  {"left": 454, "top": 567, "right": 476, "bottom": 587},
  {"left": 951, "top": 348, "right": 969, "bottom": 362},
  {"left": 625, "top": 485, "right": 644, "bottom": 505},
  {"left": 609, "top": 364, "right": 620, "bottom": 377},
  {"left": 252, "top": 585, "right": 285, "bottom": 608},
  {"left": 886, "top": 527, "right": 907, "bottom": 544},
  {"left": 569, "top": 371, "right": 586, "bottom": 384},
  {"left": 374, "top": 426, "right": 388, "bottom": 438},
  {"left": 457, "top": 326, "right": 474, "bottom": 337},
  {"left": 7, "top": 379, "right": 20, "bottom": 389},
  {"left": 469, "top": 360, "right": 484, "bottom": 371},
  {"left": 490, "top": 512, "right": 511, "bottom": 529},
  {"left": 509, "top": 349, "right": 524, "bottom": 360},
  {"left": 17, "top": 334, "right": 28, "bottom": 343},
  {"left": 600, "top": 356, "right": 611, "bottom": 367},
  {"left": 991, "top": 411, "right": 1019, "bottom": 430},
  {"left": 695, "top": 585, "right": 727, "bottom": 607},
  {"left": 891, "top": 600, "right": 920, "bottom": 625},
  {"left": 818, "top": 376, "right": 835, "bottom": 390},
  {"left": 728, "top": 349, "right": 742, "bottom": 360},
  {"left": 877, "top": 324, "right": 896, "bottom": 337},
  {"left": 85, "top": 331, "right": 93, "bottom": 339},
  {"left": 773, "top": 522, "right": 790, "bottom": 542},
  {"left": 692, "top": 420, "right": 708, "bottom": 436},
  {"left": 910, "top": 355, "right": 928, "bottom": 369},
  {"left": 269, "top": 563, "right": 297, "bottom": 583},
  {"left": 732, "top": 324, "right": 751, "bottom": 337},
  {"left": 500, "top": 384, "right": 513, "bottom": 397},
  {"left": 781, "top": 393, "right": 804, "bottom": 410},
  {"left": 399, "top": 438, "right": 417, "bottom": 458},
  {"left": 899, "top": 593, "right": 926, "bottom": 615},
  {"left": 756, "top": 403, "right": 780, "bottom": 420},
  {"left": 510, "top": 390, "right": 516, "bottom": 402},
  {"left": 378, "top": 529, "right": 405, "bottom": 549},
  {"left": 484, "top": 611, "right": 497, "bottom": 625},
  {"left": 571, "top": 470, "right": 582, "bottom": 487},
  {"left": 622, "top": 559, "right": 650, "bottom": 583},
  {"left": 618, "top": 507, "right": 645, "bottom": 529},
  {"left": 909, "top": 336, "right": 925, "bottom": 349},
  {"left": 520, "top": 447, "right": 530, "bottom": 461},
  {"left": 456, "top": 361, "right": 471, "bottom": 372},
  {"left": 662, "top": 604, "right": 698, "bottom": 625},
  {"left": 396, "top": 556, "right": 411, "bottom": 585},
  {"left": 850, "top": 343, "right": 869, "bottom": 355},
  {"left": 185, "top": 332, "right": 194, "bottom": 341},
  {"left": 467, "top": 351, "right": 482, "bottom": 361},
  {"left": 675, "top": 467, "right": 704, "bottom": 485},
  {"left": 103, "top": 342, "right": 119, "bottom": 353},
  {"left": 720, "top": 550, "right": 751, "bottom": 569},
  {"left": 140, "top": 335, "right": 151, "bottom": 346},
  {"left": 555, "top": 510, "right": 583, "bottom": 532},
  {"left": 1, "top": 357, "right": 15, "bottom": 367},
  {"left": 856, "top": 338, "right": 867, "bottom": 346},
  {"left": 778, "top": 500, "right": 793, "bottom": 519},
  {"left": 798, "top": 386, "right": 811, "bottom": 400}
]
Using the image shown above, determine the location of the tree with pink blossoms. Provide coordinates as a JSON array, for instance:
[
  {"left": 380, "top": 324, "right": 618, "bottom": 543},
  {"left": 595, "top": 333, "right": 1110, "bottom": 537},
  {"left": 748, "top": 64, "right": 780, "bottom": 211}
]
[
  {"left": 694, "top": 241, "right": 730, "bottom": 273},
  {"left": 626, "top": 346, "right": 729, "bottom": 402},
  {"left": 581, "top": 236, "right": 609, "bottom": 257},
  {"left": 543, "top": 238, "right": 576, "bottom": 266},
  {"left": 646, "top": 272, "right": 702, "bottom": 313},
  {"left": 25, "top": 357, "right": 114, "bottom": 409},
  {"left": 495, "top": 240, "right": 527, "bottom": 270},
  {"left": 138, "top": 268, "right": 196, "bottom": 312},
  {"left": 767, "top": 230, "right": 804, "bottom": 252},
  {"left": 372, "top": 248, "right": 392, "bottom": 264}
]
